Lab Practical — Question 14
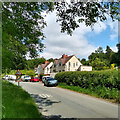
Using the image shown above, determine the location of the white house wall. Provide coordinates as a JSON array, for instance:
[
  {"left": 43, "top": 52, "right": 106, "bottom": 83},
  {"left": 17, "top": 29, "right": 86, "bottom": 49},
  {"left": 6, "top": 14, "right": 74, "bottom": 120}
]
[
  {"left": 44, "top": 62, "right": 53, "bottom": 74},
  {"left": 65, "top": 56, "right": 82, "bottom": 71},
  {"left": 80, "top": 65, "right": 92, "bottom": 71}
]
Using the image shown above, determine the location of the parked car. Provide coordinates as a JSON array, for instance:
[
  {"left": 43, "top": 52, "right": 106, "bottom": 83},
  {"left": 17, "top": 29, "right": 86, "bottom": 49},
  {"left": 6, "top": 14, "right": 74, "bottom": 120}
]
[
  {"left": 30, "top": 77, "right": 39, "bottom": 82},
  {"left": 44, "top": 78, "right": 58, "bottom": 87},
  {"left": 3, "top": 75, "right": 9, "bottom": 80},
  {"left": 21, "top": 75, "right": 31, "bottom": 82},
  {"left": 9, "top": 75, "right": 16, "bottom": 80},
  {"left": 3, "top": 75, "right": 16, "bottom": 80},
  {"left": 42, "top": 76, "right": 51, "bottom": 83}
]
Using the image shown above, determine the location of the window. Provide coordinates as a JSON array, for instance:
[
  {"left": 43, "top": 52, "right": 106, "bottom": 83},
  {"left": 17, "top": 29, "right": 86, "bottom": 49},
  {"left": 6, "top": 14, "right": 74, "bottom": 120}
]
[
  {"left": 73, "top": 63, "right": 75, "bottom": 67},
  {"left": 76, "top": 62, "right": 78, "bottom": 66},
  {"left": 69, "top": 62, "right": 71, "bottom": 67},
  {"left": 59, "top": 70, "right": 61, "bottom": 72},
  {"left": 59, "top": 61, "right": 61, "bottom": 66}
]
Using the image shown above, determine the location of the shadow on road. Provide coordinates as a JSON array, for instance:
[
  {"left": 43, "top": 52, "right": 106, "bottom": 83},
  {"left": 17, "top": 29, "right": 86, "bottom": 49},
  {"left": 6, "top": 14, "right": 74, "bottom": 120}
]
[
  {"left": 30, "top": 94, "right": 61, "bottom": 113},
  {"left": 30, "top": 94, "right": 118, "bottom": 120}
]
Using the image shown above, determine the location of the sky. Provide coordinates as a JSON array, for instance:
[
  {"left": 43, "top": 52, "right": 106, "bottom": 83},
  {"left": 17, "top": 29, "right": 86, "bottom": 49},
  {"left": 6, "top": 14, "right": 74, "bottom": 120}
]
[{"left": 38, "top": 11, "right": 118, "bottom": 60}]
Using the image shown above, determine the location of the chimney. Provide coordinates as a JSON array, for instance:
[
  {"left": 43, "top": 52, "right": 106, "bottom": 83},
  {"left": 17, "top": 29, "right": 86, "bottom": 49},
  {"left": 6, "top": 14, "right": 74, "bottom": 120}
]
[
  {"left": 45, "top": 61, "right": 49, "bottom": 64},
  {"left": 62, "top": 54, "right": 68, "bottom": 58}
]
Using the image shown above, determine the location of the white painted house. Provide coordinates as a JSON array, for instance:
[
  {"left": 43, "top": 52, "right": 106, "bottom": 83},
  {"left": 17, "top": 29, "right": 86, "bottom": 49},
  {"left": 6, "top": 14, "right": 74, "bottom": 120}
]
[
  {"left": 38, "top": 61, "right": 53, "bottom": 75},
  {"left": 51, "top": 54, "right": 83, "bottom": 72},
  {"left": 37, "top": 54, "right": 92, "bottom": 76}
]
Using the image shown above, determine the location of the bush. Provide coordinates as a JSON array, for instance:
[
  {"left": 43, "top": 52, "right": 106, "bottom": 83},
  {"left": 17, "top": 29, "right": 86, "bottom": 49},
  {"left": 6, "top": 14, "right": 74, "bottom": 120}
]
[{"left": 55, "top": 70, "right": 119, "bottom": 101}]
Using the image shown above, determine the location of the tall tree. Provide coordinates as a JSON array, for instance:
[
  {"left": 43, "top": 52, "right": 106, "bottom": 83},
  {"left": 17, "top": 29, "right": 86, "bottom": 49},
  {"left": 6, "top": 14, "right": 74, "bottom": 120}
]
[
  {"left": 105, "top": 45, "right": 114, "bottom": 62},
  {"left": 88, "top": 46, "right": 110, "bottom": 70},
  {"left": 111, "top": 43, "right": 120, "bottom": 66},
  {"left": 2, "top": 2, "right": 120, "bottom": 71}
]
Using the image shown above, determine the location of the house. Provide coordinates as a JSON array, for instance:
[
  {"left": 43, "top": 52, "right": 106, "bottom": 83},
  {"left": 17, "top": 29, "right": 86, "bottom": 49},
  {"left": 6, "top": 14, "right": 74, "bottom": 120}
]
[
  {"left": 37, "top": 61, "right": 53, "bottom": 75},
  {"left": 51, "top": 54, "right": 83, "bottom": 72},
  {"left": 37, "top": 54, "right": 92, "bottom": 76},
  {"left": 34, "top": 68, "right": 38, "bottom": 74}
]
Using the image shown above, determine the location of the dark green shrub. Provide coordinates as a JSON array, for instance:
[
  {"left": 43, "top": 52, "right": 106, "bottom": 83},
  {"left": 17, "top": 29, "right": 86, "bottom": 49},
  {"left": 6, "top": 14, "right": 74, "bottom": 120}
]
[{"left": 55, "top": 70, "right": 119, "bottom": 101}]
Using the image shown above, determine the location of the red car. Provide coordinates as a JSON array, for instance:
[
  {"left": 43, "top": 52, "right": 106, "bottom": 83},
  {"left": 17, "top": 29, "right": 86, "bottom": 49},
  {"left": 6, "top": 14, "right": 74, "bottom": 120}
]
[{"left": 30, "top": 77, "right": 39, "bottom": 82}]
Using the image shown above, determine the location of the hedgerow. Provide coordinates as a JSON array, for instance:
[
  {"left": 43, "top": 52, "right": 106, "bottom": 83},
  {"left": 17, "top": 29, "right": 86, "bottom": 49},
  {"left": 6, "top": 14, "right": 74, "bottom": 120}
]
[{"left": 55, "top": 70, "right": 120, "bottom": 102}]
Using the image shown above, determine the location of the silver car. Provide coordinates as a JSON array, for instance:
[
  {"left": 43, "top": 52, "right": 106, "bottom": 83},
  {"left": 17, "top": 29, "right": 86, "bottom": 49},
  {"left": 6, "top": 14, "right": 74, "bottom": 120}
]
[
  {"left": 42, "top": 76, "right": 51, "bottom": 83},
  {"left": 44, "top": 78, "right": 58, "bottom": 87},
  {"left": 21, "top": 75, "right": 31, "bottom": 82}
]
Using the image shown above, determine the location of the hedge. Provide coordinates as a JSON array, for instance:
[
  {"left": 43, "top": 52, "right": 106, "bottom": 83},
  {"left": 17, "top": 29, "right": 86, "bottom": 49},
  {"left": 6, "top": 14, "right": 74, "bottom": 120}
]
[{"left": 55, "top": 70, "right": 120, "bottom": 102}]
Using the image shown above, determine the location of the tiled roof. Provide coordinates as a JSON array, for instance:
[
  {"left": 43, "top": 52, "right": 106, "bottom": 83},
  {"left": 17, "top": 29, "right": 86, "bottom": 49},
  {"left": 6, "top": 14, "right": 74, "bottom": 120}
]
[
  {"left": 54, "top": 59, "right": 59, "bottom": 64},
  {"left": 41, "top": 62, "right": 50, "bottom": 69},
  {"left": 55, "top": 55, "right": 73, "bottom": 65}
]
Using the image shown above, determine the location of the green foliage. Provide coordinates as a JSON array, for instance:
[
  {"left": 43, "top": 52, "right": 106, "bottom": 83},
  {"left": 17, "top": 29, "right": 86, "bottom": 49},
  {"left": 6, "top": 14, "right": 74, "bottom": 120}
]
[
  {"left": 47, "top": 58, "right": 54, "bottom": 62},
  {"left": 55, "top": 70, "right": 119, "bottom": 102},
  {"left": 2, "top": 80, "right": 42, "bottom": 118},
  {"left": 7, "top": 69, "right": 35, "bottom": 77},
  {"left": 26, "top": 70, "right": 35, "bottom": 77},
  {"left": 89, "top": 58, "right": 109, "bottom": 70},
  {"left": 88, "top": 46, "right": 116, "bottom": 70},
  {"left": 55, "top": 2, "right": 120, "bottom": 35},
  {"left": 2, "top": 2, "right": 120, "bottom": 71},
  {"left": 80, "top": 58, "right": 89, "bottom": 65},
  {"left": 26, "top": 57, "right": 46, "bottom": 69},
  {"left": 111, "top": 43, "right": 120, "bottom": 66}
]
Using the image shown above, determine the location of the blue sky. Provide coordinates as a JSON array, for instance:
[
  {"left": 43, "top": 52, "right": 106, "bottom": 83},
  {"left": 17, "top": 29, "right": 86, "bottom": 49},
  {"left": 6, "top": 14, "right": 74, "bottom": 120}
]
[
  {"left": 37, "top": 11, "right": 118, "bottom": 60},
  {"left": 86, "top": 25, "right": 118, "bottom": 50}
]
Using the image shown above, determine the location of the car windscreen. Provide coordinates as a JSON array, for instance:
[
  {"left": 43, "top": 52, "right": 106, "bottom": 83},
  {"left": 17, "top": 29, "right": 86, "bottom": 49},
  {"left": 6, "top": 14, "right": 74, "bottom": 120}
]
[
  {"left": 35, "top": 77, "right": 38, "bottom": 79},
  {"left": 47, "top": 78, "right": 55, "bottom": 81},
  {"left": 25, "top": 76, "right": 29, "bottom": 78}
]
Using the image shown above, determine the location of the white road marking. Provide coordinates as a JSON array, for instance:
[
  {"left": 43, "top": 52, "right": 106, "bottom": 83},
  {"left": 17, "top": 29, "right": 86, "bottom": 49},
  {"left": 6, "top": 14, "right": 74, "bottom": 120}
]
[{"left": 39, "top": 94, "right": 52, "bottom": 98}]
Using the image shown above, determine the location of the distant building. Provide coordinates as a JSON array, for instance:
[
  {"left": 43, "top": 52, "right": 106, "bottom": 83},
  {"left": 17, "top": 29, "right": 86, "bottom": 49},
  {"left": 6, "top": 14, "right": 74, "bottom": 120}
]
[
  {"left": 38, "top": 61, "right": 53, "bottom": 75},
  {"left": 37, "top": 54, "right": 92, "bottom": 75},
  {"left": 51, "top": 54, "right": 83, "bottom": 72}
]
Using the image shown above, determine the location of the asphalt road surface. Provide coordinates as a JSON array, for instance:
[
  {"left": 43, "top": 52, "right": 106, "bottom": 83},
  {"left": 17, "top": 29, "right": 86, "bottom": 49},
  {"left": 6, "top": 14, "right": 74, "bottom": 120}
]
[{"left": 10, "top": 81, "right": 118, "bottom": 119}]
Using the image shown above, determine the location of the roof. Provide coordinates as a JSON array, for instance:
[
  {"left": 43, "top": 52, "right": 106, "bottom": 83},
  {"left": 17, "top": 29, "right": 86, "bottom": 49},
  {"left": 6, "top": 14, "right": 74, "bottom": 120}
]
[
  {"left": 54, "top": 55, "right": 73, "bottom": 65},
  {"left": 41, "top": 62, "right": 50, "bottom": 69}
]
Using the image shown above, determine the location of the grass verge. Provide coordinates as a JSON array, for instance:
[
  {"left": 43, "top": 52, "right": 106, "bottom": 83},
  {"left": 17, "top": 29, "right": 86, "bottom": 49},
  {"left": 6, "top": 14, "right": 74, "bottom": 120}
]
[
  {"left": 2, "top": 80, "right": 42, "bottom": 119},
  {"left": 58, "top": 83, "right": 119, "bottom": 104}
]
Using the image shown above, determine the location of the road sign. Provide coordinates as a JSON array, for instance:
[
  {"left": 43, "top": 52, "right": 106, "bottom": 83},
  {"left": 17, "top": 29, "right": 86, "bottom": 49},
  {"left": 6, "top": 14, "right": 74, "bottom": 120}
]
[
  {"left": 15, "top": 69, "right": 22, "bottom": 87},
  {"left": 15, "top": 69, "right": 22, "bottom": 75}
]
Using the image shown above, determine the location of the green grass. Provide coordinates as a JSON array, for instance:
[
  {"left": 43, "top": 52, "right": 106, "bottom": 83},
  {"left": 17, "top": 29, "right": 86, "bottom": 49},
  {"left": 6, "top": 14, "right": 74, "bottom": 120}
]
[
  {"left": 2, "top": 80, "right": 42, "bottom": 119},
  {"left": 58, "top": 83, "right": 119, "bottom": 104}
]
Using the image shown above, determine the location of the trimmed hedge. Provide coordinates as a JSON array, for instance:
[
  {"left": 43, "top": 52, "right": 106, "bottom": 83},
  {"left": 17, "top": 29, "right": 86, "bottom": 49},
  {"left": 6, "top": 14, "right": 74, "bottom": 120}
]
[{"left": 55, "top": 70, "right": 120, "bottom": 102}]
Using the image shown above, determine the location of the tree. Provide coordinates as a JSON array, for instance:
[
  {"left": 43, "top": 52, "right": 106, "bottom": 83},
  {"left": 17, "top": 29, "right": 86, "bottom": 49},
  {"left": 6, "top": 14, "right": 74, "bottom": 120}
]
[
  {"left": 88, "top": 47, "right": 106, "bottom": 61},
  {"left": 2, "top": 2, "right": 120, "bottom": 56},
  {"left": 26, "top": 57, "right": 46, "bottom": 69},
  {"left": 2, "top": 2, "right": 53, "bottom": 71},
  {"left": 80, "top": 58, "right": 89, "bottom": 65},
  {"left": 95, "top": 47, "right": 103, "bottom": 53},
  {"left": 47, "top": 58, "right": 54, "bottom": 62},
  {"left": 2, "top": 2, "right": 120, "bottom": 71},
  {"left": 105, "top": 45, "right": 114, "bottom": 64},
  {"left": 89, "top": 58, "right": 109, "bottom": 70},
  {"left": 88, "top": 46, "right": 110, "bottom": 70},
  {"left": 111, "top": 43, "right": 120, "bottom": 66},
  {"left": 55, "top": 2, "right": 120, "bottom": 35}
]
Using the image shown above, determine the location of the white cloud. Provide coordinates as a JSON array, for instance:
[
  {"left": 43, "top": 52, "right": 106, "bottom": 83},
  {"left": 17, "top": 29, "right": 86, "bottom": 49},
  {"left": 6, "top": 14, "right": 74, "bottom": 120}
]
[
  {"left": 39, "top": 11, "right": 97, "bottom": 60},
  {"left": 111, "top": 46, "right": 118, "bottom": 52},
  {"left": 106, "top": 18, "right": 118, "bottom": 40},
  {"left": 38, "top": 11, "right": 118, "bottom": 60},
  {"left": 93, "top": 21, "right": 107, "bottom": 34}
]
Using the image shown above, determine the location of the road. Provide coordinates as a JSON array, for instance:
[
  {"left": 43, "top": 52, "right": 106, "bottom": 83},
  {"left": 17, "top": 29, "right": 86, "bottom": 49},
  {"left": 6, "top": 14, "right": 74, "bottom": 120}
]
[{"left": 10, "top": 81, "right": 118, "bottom": 119}]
